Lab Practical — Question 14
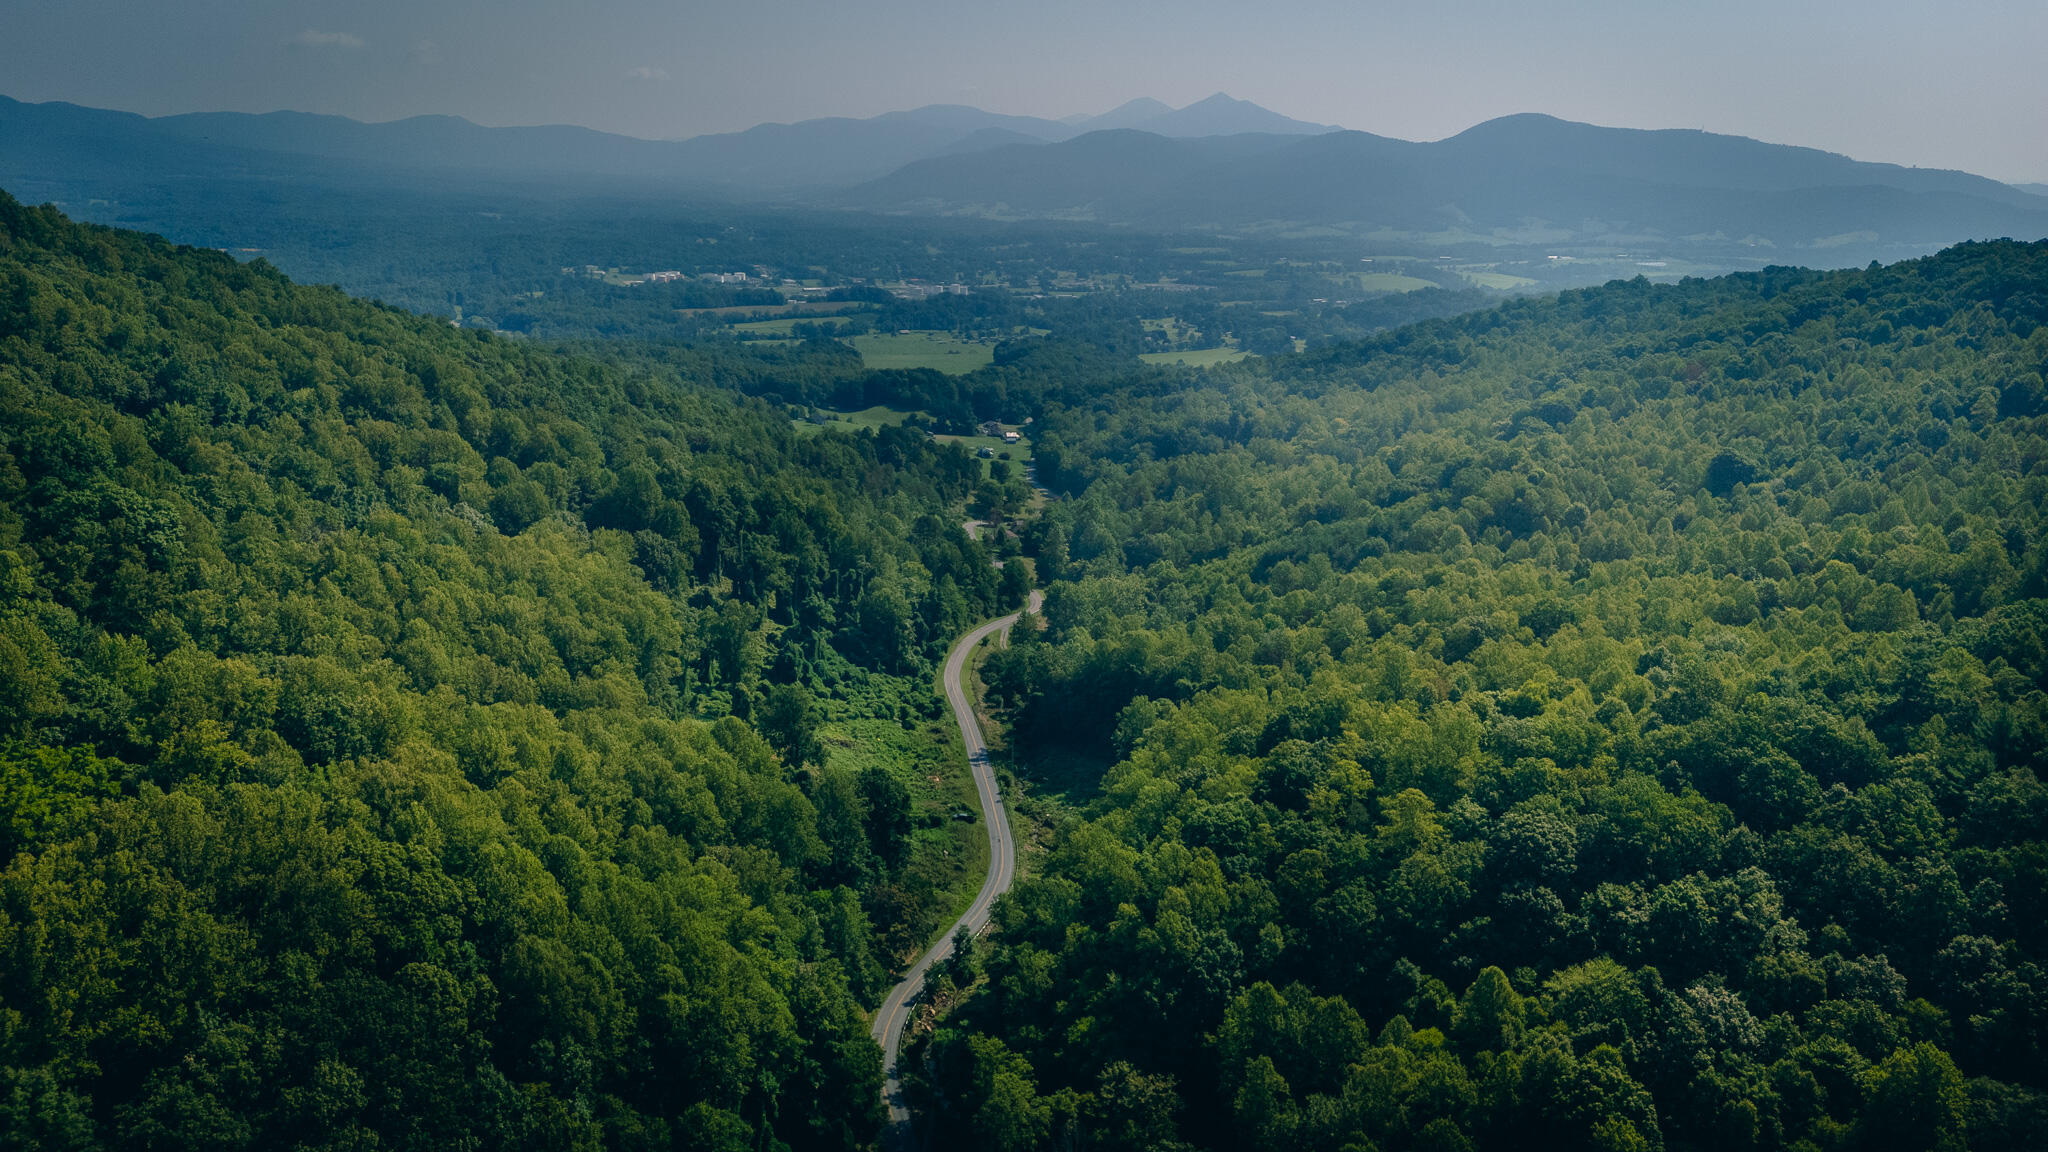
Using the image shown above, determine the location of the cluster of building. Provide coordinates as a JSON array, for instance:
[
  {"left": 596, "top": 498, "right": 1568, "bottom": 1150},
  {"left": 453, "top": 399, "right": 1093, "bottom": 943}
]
[
  {"left": 558, "top": 266, "right": 770, "bottom": 288},
  {"left": 892, "top": 282, "right": 972, "bottom": 299}
]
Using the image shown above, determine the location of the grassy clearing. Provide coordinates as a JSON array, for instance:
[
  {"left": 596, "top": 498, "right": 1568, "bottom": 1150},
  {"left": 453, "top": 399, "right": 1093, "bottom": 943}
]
[
  {"left": 852, "top": 331, "right": 995, "bottom": 374},
  {"left": 1357, "top": 272, "right": 1440, "bottom": 293},
  {"left": 1140, "top": 347, "right": 1252, "bottom": 367},
  {"left": 730, "top": 315, "right": 857, "bottom": 335},
  {"left": 1141, "top": 317, "right": 1201, "bottom": 343},
  {"left": 676, "top": 301, "right": 856, "bottom": 318},
  {"left": 1461, "top": 270, "right": 1539, "bottom": 290},
  {"left": 819, "top": 712, "right": 989, "bottom": 963},
  {"left": 933, "top": 433, "right": 1031, "bottom": 476},
  {"left": 791, "top": 405, "right": 917, "bottom": 437}
]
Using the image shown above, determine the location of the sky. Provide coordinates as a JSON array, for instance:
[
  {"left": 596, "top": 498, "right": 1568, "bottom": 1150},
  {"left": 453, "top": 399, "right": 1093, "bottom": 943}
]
[{"left": 6, "top": 0, "right": 2046, "bottom": 184}]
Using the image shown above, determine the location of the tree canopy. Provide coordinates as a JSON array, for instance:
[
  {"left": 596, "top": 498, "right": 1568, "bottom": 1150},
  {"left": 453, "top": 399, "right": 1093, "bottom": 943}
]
[
  {"left": 0, "top": 191, "right": 1035, "bottom": 1150},
  {"left": 927, "top": 242, "right": 2048, "bottom": 1151},
  {"left": 4, "top": 185, "right": 2046, "bottom": 1150}
]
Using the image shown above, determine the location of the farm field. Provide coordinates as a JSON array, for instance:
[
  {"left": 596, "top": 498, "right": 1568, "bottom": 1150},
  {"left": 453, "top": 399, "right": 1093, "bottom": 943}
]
[
  {"left": 675, "top": 300, "right": 857, "bottom": 318},
  {"left": 933, "top": 431, "right": 1031, "bottom": 476},
  {"left": 730, "top": 315, "right": 857, "bottom": 335},
  {"left": 1460, "top": 270, "right": 1540, "bottom": 289},
  {"left": 791, "top": 404, "right": 917, "bottom": 436},
  {"left": 851, "top": 330, "right": 995, "bottom": 374},
  {"left": 1356, "top": 271, "right": 1440, "bottom": 292},
  {"left": 1139, "top": 347, "right": 1252, "bottom": 367}
]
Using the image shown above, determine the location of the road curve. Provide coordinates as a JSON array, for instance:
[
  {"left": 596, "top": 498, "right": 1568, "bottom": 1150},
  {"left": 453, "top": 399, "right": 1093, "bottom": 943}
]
[{"left": 870, "top": 590, "right": 1041, "bottom": 1146}]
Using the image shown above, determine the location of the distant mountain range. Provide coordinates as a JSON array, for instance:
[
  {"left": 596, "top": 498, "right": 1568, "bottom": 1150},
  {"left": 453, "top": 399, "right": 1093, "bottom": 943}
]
[
  {"left": 845, "top": 113, "right": 2048, "bottom": 257},
  {"left": 1069, "top": 93, "right": 1338, "bottom": 137},
  {"left": 3, "top": 91, "right": 2043, "bottom": 265},
  {"left": 0, "top": 91, "right": 1330, "bottom": 194}
]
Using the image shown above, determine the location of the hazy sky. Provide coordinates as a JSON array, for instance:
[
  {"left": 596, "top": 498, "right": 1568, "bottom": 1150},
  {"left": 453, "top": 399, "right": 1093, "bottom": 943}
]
[{"left": 6, "top": 0, "right": 2045, "bottom": 182}]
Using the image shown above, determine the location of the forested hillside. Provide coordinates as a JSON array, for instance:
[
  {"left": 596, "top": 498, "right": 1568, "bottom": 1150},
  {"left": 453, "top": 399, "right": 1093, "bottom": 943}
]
[
  {"left": 0, "top": 192, "right": 1029, "bottom": 1150},
  {"left": 928, "top": 243, "right": 2048, "bottom": 1149},
  {"left": 4, "top": 183, "right": 2045, "bottom": 1152}
]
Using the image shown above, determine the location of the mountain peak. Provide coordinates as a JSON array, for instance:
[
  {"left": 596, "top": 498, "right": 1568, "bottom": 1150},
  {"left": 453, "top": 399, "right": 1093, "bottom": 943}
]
[
  {"left": 1070, "top": 93, "right": 1336, "bottom": 138},
  {"left": 1142, "top": 93, "right": 1338, "bottom": 138},
  {"left": 1074, "top": 97, "right": 1176, "bottom": 132},
  {"left": 1107, "top": 97, "right": 1174, "bottom": 116}
]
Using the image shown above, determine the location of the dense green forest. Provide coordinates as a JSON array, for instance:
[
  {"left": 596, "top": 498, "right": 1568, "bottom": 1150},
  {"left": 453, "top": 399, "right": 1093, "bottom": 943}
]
[
  {"left": 4, "top": 182, "right": 2045, "bottom": 1152},
  {"left": 913, "top": 243, "right": 2048, "bottom": 1150},
  {"left": 0, "top": 191, "right": 1042, "bottom": 1150}
]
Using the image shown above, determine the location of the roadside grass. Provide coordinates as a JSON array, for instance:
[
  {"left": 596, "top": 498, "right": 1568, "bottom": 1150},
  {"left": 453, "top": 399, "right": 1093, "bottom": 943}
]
[
  {"left": 852, "top": 330, "right": 995, "bottom": 374},
  {"left": 820, "top": 712, "right": 989, "bottom": 967},
  {"left": 972, "top": 648, "right": 1107, "bottom": 874},
  {"left": 964, "top": 634, "right": 1066, "bottom": 882}
]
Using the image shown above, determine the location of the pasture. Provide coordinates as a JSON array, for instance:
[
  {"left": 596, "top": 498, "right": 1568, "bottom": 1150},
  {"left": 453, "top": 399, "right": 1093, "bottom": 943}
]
[
  {"left": 852, "top": 331, "right": 995, "bottom": 374},
  {"left": 1357, "top": 272, "right": 1440, "bottom": 293},
  {"left": 1139, "top": 347, "right": 1252, "bottom": 367},
  {"left": 730, "top": 315, "right": 856, "bottom": 335},
  {"left": 791, "top": 405, "right": 916, "bottom": 436},
  {"left": 1461, "top": 270, "right": 1539, "bottom": 290}
]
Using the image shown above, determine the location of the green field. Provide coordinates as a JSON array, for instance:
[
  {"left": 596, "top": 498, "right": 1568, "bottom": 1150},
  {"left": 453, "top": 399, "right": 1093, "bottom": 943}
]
[
  {"left": 1460, "top": 270, "right": 1540, "bottom": 290},
  {"left": 814, "top": 715, "right": 990, "bottom": 958},
  {"left": 934, "top": 432, "right": 1030, "bottom": 457},
  {"left": 1139, "top": 347, "right": 1252, "bottom": 367},
  {"left": 1141, "top": 316, "right": 1216, "bottom": 353},
  {"left": 730, "top": 315, "right": 856, "bottom": 335},
  {"left": 1357, "top": 272, "right": 1440, "bottom": 293},
  {"left": 791, "top": 404, "right": 918, "bottom": 436},
  {"left": 1141, "top": 317, "right": 1199, "bottom": 341},
  {"left": 933, "top": 431, "right": 1032, "bottom": 479},
  {"left": 852, "top": 330, "right": 995, "bottom": 374},
  {"left": 794, "top": 408, "right": 1031, "bottom": 475}
]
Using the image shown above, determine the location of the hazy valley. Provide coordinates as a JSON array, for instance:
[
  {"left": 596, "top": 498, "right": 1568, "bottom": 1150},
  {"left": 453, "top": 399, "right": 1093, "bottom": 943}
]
[{"left": 2, "top": 39, "right": 2046, "bottom": 1152}]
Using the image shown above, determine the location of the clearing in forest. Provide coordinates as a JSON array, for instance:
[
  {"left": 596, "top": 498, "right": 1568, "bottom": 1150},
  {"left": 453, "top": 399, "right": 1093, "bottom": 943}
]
[{"left": 851, "top": 331, "right": 995, "bottom": 374}]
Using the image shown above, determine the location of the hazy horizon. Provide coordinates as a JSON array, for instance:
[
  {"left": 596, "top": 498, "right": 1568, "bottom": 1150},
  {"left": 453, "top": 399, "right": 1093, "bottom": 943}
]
[{"left": 5, "top": 0, "right": 2046, "bottom": 184}]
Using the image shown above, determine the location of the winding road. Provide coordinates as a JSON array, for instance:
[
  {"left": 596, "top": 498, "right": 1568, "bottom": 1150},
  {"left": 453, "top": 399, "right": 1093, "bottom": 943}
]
[{"left": 870, "top": 590, "right": 1041, "bottom": 1147}]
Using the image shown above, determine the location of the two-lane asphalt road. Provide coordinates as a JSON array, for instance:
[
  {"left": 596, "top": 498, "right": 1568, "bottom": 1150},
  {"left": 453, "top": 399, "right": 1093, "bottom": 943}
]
[{"left": 870, "top": 590, "right": 1041, "bottom": 1146}]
